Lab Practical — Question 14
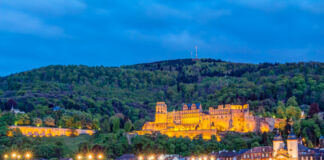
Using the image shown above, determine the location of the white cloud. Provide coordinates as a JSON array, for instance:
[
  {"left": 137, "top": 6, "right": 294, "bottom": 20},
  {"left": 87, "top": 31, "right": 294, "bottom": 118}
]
[
  {"left": 227, "top": 0, "right": 324, "bottom": 13},
  {"left": 0, "top": 10, "right": 65, "bottom": 37},
  {"left": 0, "top": 0, "right": 86, "bottom": 15}
]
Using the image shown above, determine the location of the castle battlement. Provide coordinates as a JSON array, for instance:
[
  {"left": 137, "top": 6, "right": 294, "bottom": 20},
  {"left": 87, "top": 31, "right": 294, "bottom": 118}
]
[{"left": 138, "top": 102, "right": 278, "bottom": 140}]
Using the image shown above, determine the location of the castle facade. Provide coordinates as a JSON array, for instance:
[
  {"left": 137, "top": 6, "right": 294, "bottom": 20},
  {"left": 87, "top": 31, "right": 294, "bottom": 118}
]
[
  {"left": 137, "top": 102, "right": 278, "bottom": 140},
  {"left": 9, "top": 126, "right": 95, "bottom": 137}
]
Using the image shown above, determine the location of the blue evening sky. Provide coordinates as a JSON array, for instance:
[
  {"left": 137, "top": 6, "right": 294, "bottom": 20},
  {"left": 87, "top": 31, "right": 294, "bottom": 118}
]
[{"left": 0, "top": 0, "right": 323, "bottom": 76}]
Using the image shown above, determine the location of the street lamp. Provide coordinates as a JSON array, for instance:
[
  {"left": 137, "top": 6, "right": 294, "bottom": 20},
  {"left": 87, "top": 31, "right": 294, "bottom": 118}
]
[
  {"left": 87, "top": 154, "right": 93, "bottom": 160},
  {"left": 148, "top": 155, "right": 155, "bottom": 160},
  {"left": 138, "top": 155, "right": 144, "bottom": 160},
  {"left": 97, "top": 154, "right": 103, "bottom": 160},
  {"left": 25, "top": 153, "right": 32, "bottom": 159},
  {"left": 77, "top": 154, "right": 83, "bottom": 160},
  {"left": 12, "top": 153, "right": 17, "bottom": 159}
]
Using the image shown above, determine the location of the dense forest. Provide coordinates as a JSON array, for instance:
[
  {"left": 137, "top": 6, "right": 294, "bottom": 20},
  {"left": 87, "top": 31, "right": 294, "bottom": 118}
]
[{"left": 0, "top": 59, "right": 323, "bottom": 158}]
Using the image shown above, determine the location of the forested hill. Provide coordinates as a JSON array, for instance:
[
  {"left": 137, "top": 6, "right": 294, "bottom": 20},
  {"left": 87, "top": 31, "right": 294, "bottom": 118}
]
[{"left": 0, "top": 59, "right": 323, "bottom": 122}]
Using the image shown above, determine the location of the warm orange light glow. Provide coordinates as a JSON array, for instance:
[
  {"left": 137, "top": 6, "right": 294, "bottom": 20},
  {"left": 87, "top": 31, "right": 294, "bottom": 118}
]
[
  {"left": 148, "top": 155, "right": 155, "bottom": 160},
  {"left": 158, "top": 155, "right": 164, "bottom": 160},
  {"left": 17, "top": 155, "right": 21, "bottom": 159},
  {"left": 4, "top": 154, "right": 8, "bottom": 159},
  {"left": 97, "top": 154, "right": 103, "bottom": 159},
  {"left": 87, "top": 154, "right": 93, "bottom": 160},
  {"left": 191, "top": 156, "right": 195, "bottom": 160},
  {"left": 260, "top": 122, "right": 270, "bottom": 133},
  {"left": 8, "top": 126, "right": 95, "bottom": 137},
  {"left": 77, "top": 154, "right": 82, "bottom": 160},
  {"left": 138, "top": 155, "right": 144, "bottom": 160},
  {"left": 12, "top": 153, "right": 17, "bottom": 158},
  {"left": 210, "top": 156, "right": 215, "bottom": 160},
  {"left": 137, "top": 102, "right": 277, "bottom": 140},
  {"left": 25, "top": 153, "right": 32, "bottom": 159}
]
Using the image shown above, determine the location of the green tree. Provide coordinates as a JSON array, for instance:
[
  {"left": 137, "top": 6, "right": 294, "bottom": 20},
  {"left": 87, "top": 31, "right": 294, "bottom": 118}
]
[
  {"left": 44, "top": 116, "right": 56, "bottom": 127},
  {"left": 286, "top": 106, "right": 301, "bottom": 120},
  {"left": 33, "top": 118, "right": 42, "bottom": 127},
  {"left": 276, "top": 101, "right": 286, "bottom": 118},
  {"left": 124, "top": 120, "right": 133, "bottom": 132},
  {"left": 286, "top": 96, "right": 298, "bottom": 107},
  {"left": 110, "top": 116, "right": 120, "bottom": 133},
  {"left": 16, "top": 114, "right": 31, "bottom": 126}
]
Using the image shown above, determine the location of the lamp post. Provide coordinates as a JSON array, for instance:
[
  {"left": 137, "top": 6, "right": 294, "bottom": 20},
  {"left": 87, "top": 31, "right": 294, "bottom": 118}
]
[
  {"left": 87, "top": 154, "right": 93, "bottom": 160},
  {"left": 77, "top": 154, "right": 83, "bottom": 160},
  {"left": 97, "top": 154, "right": 103, "bottom": 160},
  {"left": 11, "top": 153, "right": 17, "bottom": 159},
  {"left": 25, "top": 153, "right": 32, "bottom": 160}
]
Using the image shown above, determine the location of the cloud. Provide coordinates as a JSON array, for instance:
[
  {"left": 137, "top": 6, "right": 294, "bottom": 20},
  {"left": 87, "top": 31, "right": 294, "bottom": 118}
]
[
  {"left": 230, "top": 0, "right": 324, "bottom": 13},
  {"left": 0, "top": 0, "right": 323, "bottom": 76},
  {"left": 0, "top": 0, "right": 86, "bottom": 15},
  {"left": 0, "top": 10, "right": 64, "bottom": 37}
]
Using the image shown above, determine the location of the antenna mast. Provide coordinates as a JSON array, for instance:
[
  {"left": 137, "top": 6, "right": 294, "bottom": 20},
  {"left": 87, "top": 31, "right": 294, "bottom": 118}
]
[{"left": 195, "top": 46, "right": 198, "bottom": 59}]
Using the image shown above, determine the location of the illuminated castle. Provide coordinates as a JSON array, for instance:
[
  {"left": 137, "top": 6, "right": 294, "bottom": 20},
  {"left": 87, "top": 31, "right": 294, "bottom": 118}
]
[{"left": 137, "top": 102, "right": 277, "bottom": 140}]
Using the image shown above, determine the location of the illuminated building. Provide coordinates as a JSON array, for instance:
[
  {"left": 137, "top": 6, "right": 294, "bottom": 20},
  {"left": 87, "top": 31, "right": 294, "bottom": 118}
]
[
  {"left": 8, "top": 126, "right": 95, "bottom": 137},
  {"left": 137, "top": 102, "right": 278, "bottom": 140},
  {"left": 212, "top": 129, "right": 323, "bottom": 160}
]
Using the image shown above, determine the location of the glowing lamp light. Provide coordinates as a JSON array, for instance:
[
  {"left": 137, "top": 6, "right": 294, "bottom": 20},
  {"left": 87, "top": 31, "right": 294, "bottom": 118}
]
[
  {"left": 148, "top": 155, "right": 155, "bottom": 160},
  {"left": 12, "top": 153, "right": 17, "bottom": 158},
  {"left": 158, "top": 155, "right": 164, "bottom": 160},
  {"left": 25, "top": 153, "right": 32, "bottom": 159},
  {"left": 4, "top": 154, "right": 8, "bottom": 159},
  {"left": 97, "top": 154, "right": 103, "bottom": 159},
  {"left": 17, "top": 155, "right": 21, "bottom": 159},
  {"left": 87, "top": 154, "right": 93, "bottom": 160},
  {"left": 191, "top": 156, "right": 195, "bottom": 160},
  {"left": 138, "top": 155, "right": 144, "bottom": 160},
  {"left": 203, "top": 156, "right": 207, "bottom": 160},
  {"left": 210, "top": 156, "right": 215, "bottom": 160},
  {"left": 25, "top": 153, "right": 31, "bottom": 159},
  {"left": 77, "top": 154, "right": 82, "bottom": 160}
]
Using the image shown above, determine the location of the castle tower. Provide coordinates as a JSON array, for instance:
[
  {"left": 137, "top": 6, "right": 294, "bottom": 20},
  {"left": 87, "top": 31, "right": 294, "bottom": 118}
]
[
  {"left": 287, "top": 128, "right": 298, "bottom": 160},
  {"left": 155, "top": 102, "right": 167, "bottom": 123},
  {"left": 273, "top": 131, "right": 285, "bottom": 158}
]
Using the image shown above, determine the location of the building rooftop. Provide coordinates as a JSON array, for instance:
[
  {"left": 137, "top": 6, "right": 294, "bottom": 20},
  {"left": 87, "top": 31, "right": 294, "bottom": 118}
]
[{"left": 287, "top": 128, "right": 297, "bottom": 140}]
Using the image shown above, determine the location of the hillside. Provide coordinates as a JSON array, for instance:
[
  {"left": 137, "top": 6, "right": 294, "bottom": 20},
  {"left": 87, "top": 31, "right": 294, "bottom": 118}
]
[{"left": 0, "top": 58, "right": 323, "bottom": 122}]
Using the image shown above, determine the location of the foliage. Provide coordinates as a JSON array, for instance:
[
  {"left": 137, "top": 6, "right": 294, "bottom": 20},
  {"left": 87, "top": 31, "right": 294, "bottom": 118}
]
[{"left": 0, "top": 59, "right": 323, "bottom": 158}]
